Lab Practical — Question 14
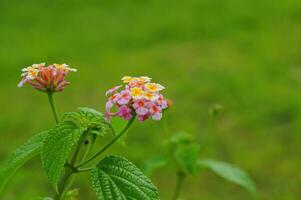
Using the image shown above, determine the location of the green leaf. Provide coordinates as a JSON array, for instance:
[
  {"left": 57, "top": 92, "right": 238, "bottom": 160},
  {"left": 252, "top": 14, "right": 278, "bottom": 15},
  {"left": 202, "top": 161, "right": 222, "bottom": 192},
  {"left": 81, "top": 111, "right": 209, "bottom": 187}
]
[
  {"left": 0, "top": 131, "right": 48, "bottom": 191},
  {"left": 90, "top": 155, "right": 160, "bottom": 200},
  {"left": 164, "top": 132, "right": 193, "bottom": 146},
  {"left": 78, "top": 107, "right": 108, "bottom": 134},
  {"left": 174, "top": 143, "right": 200, "bottom": 176},
  {"left": 41, "top": 121, "right": 82, "bottom": 187},
  {"left": 142, "top": 155, "right": 168, "bottom": 176},
  {"left": 63, "top": 107, "right": 109, "bottom": 136},
  {"left": 198, "top": 159, "right": 256, "bottom": 194}
]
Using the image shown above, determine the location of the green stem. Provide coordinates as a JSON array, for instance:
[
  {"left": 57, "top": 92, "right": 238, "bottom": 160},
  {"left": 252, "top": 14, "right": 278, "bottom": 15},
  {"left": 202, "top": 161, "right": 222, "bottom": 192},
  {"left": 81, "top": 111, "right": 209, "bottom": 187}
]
[
  {"left": 76, "top": 167, "right": 93, "bottom": 173},
  {"left": 54, "top": 168, "right": 73, "bottom": 200},
  {"left": 54, "top": 132, "right": 88, "bottom": 200},
  {"left": 82, "top": 134, "right": 96, "bottom": 162},
  {"left": 172, "top": 171, "right": 186, "bottom": 200},
  {"left": 47, "top": 92, "right": 59, "bottom": 124},
  {"left": 76, "top": 115, "right": 136, "bottom": 168}
]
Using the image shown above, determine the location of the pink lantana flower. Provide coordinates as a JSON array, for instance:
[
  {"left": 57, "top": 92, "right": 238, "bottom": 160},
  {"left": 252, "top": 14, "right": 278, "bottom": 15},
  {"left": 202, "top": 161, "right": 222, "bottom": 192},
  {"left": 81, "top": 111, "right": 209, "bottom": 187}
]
[
  {"left": 117, "top": 90, "right": 131, "bottom": 105},
  {"left": 148, "top": 102, "right": 163, "bottom": 120},
  {"left": 105, "top": 76, "right": 168, "bottom": 122},
  {"left": 117, "top": 105, "right": 133, "bottom": 120},
  {"left": 18, "top": 63, "right": 77, "bottom": 93}
]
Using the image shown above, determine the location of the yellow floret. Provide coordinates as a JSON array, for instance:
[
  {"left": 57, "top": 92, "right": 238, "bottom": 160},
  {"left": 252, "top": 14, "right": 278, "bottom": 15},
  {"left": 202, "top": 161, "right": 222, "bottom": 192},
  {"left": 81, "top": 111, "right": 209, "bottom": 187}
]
[
  {"left": 144, "top": 92, "right": 158, "bottom": 101},
  {"left": 145, "top": 83, "right": 165, "bottom": 93},
  {"left": 130, "top": 87, "right": 144, "bottom": 99},
  {"left": 122, "top": 76, "right": 134, "bottom": 83}
]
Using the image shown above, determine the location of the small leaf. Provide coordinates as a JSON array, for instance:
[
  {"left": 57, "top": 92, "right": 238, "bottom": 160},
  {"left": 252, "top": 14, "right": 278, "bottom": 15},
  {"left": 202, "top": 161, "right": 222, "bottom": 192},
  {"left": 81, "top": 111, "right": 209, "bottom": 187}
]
[
  {"left": 174, "top": 143, "right": 200, "bottom": 176},
  {"left": 198, "top": 159, "right": 256, "bottom": 194},
  {"left": 78, "top": 107, "right": 108, "bottom": 132},
  {"left": 90, "top": 155, "right": 160, "bottom": 200},
  {"left": 164, "top": 132, "right": 192, "bottom": 146},
  {"left": 63, "top": 107, "right": 109, "bottom": 136},
  {"left": 41, "top": 121, "right": 82, "bottom": 187},
  {"left": 142, "top": 155, "right": 168, "bottom": 176},
  {"left": 0, "top": 131, "right": 48, "bottom": 191}
]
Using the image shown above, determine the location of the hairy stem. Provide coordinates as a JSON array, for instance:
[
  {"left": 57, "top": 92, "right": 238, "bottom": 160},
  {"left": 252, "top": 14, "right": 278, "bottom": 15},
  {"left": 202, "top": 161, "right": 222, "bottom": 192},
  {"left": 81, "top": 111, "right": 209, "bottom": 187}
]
[
  {"left": 172, "top": 171, "right": 186, "bottom": 200},
  {"left": 47, "top": 92, "right": 59, "bottom": 124},
  {"left": 54, "top": 132, "right": 89, "bottom": 200},
  {"left": 82, "top": 134, "right": 96, "bottom": 162},
  {"left": 54, "top": 168, "right": 73, "bottom": 200},
  {"left": 76, "top": 115, "right": 136, "bottom": 168}
]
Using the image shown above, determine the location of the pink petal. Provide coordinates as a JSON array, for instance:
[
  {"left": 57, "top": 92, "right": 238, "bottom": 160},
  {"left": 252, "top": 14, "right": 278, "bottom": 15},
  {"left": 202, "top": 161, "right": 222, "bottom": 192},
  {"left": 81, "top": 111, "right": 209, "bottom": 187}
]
[
  {"left": 136, "top": 107, "right": 148, "bottom": 115},
  {"left": 152, "top": 112, "right": 162, "bottom": 120},
  {"left": 118, "top": 105, "right": 133, "bottom": 120},
  {"left": 138, "top": 114, "right": 149, "bottom": 122},
  {"left": 18, "top": 78, "right": 27, "bottom": 88},
  {"left": 105, "top": 111, "right": 111, "bottom": 122},
  {"left": 106, "top": 85, "right": 122, "bottom": 96},
  {"left": 106, "top": 101, "right": 114, "bottom": 112}
]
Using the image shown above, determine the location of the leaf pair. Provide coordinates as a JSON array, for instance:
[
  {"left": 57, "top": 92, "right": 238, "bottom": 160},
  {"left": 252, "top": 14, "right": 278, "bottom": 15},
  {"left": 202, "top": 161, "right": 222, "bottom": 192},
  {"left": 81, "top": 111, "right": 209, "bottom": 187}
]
[
  {"left": 42, "top": 109, "right": 159, "bottom": 200},
  {"left": 0, "top": 107, "right": 109, "bottom": 193},
  {"left": 42, "top": 107, "right": 109, "bottom": 188}
]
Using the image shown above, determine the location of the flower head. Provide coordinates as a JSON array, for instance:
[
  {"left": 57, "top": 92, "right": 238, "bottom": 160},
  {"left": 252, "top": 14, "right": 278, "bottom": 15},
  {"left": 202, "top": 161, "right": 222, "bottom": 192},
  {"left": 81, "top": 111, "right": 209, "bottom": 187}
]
[
  {"left": 18, "top": 63, "right": 77, "bottom": 93},
  {"left": 105, "top": 76, "right": 168, "bottom": 122}
]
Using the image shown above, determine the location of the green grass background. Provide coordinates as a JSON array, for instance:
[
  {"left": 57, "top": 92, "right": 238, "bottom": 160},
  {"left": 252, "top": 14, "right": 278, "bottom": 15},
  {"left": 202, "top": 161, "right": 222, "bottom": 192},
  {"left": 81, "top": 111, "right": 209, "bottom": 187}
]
[{"left": 1, "top": 0, "right": 301, "bottom": 199}]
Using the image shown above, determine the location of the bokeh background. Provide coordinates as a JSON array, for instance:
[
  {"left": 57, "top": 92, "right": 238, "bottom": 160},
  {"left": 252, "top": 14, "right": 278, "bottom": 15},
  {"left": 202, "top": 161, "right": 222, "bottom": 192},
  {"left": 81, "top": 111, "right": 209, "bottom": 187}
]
[{"left": 1, "top": 0, "right": 301, "bottom": 199}]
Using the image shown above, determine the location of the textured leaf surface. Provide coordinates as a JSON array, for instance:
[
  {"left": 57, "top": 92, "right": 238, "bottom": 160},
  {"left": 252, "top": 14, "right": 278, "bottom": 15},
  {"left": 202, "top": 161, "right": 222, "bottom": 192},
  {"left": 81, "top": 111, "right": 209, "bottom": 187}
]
[
  {"left": 63, "top": 107, "right": 109, "bottom": 136},
  {"left": 174, "top": 143, "right": 200, "bottom": 175},
  {"left": 42, "top": 121, "right": 82, "bottom": 187},
  {"left": 142, "top": 155, "right": 168, "bottom": 176},
  {"left": 91, "top": 155, "right": 160, "bottom": 200},
  {"left": 198, "top": 159, "right": 256, "bottom": 194},
  {"left": 0, "top": 131, "right": 48, "bottom": 191}
]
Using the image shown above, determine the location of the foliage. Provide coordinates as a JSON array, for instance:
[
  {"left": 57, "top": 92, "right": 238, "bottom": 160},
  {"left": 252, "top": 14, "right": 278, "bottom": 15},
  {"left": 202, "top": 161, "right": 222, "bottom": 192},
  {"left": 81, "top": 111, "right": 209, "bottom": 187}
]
[
  {"left": 143, "top": 132, "right": 257, "bottom": 198},
  {"left": 91, "top": 155, "right": 160, "bottom": 200},
  {"left": 174, "top": 143, "right": 200, "bottom": 176},
  {"left": 0, "top": 131, "right": 48, "bottom": 191},
  {"left": 0, "top": 106, "right": 159, "bottom": 199},
  {"left": 41, "top": 121, "right": 83, "bottom": 187},
  {"left": 198, "top": 159, "right": 256, "bottom": 194}
]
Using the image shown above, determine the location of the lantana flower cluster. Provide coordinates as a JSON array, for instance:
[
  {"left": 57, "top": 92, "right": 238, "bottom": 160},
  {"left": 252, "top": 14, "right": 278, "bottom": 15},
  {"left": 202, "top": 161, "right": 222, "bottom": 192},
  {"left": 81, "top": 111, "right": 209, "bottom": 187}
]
[
  {"left": 18, "top": 63, "right": 77, "bottom": 93},
  {"left": 105, "top": 76, "right": 168, "bottom": 122}
]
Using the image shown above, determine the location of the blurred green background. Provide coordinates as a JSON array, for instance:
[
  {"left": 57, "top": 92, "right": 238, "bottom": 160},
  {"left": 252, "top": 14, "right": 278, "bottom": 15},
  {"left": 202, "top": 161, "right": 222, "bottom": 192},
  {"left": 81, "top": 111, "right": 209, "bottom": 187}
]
[{"left": 1, "top": 0, "right": 301, "bottom": 199}]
